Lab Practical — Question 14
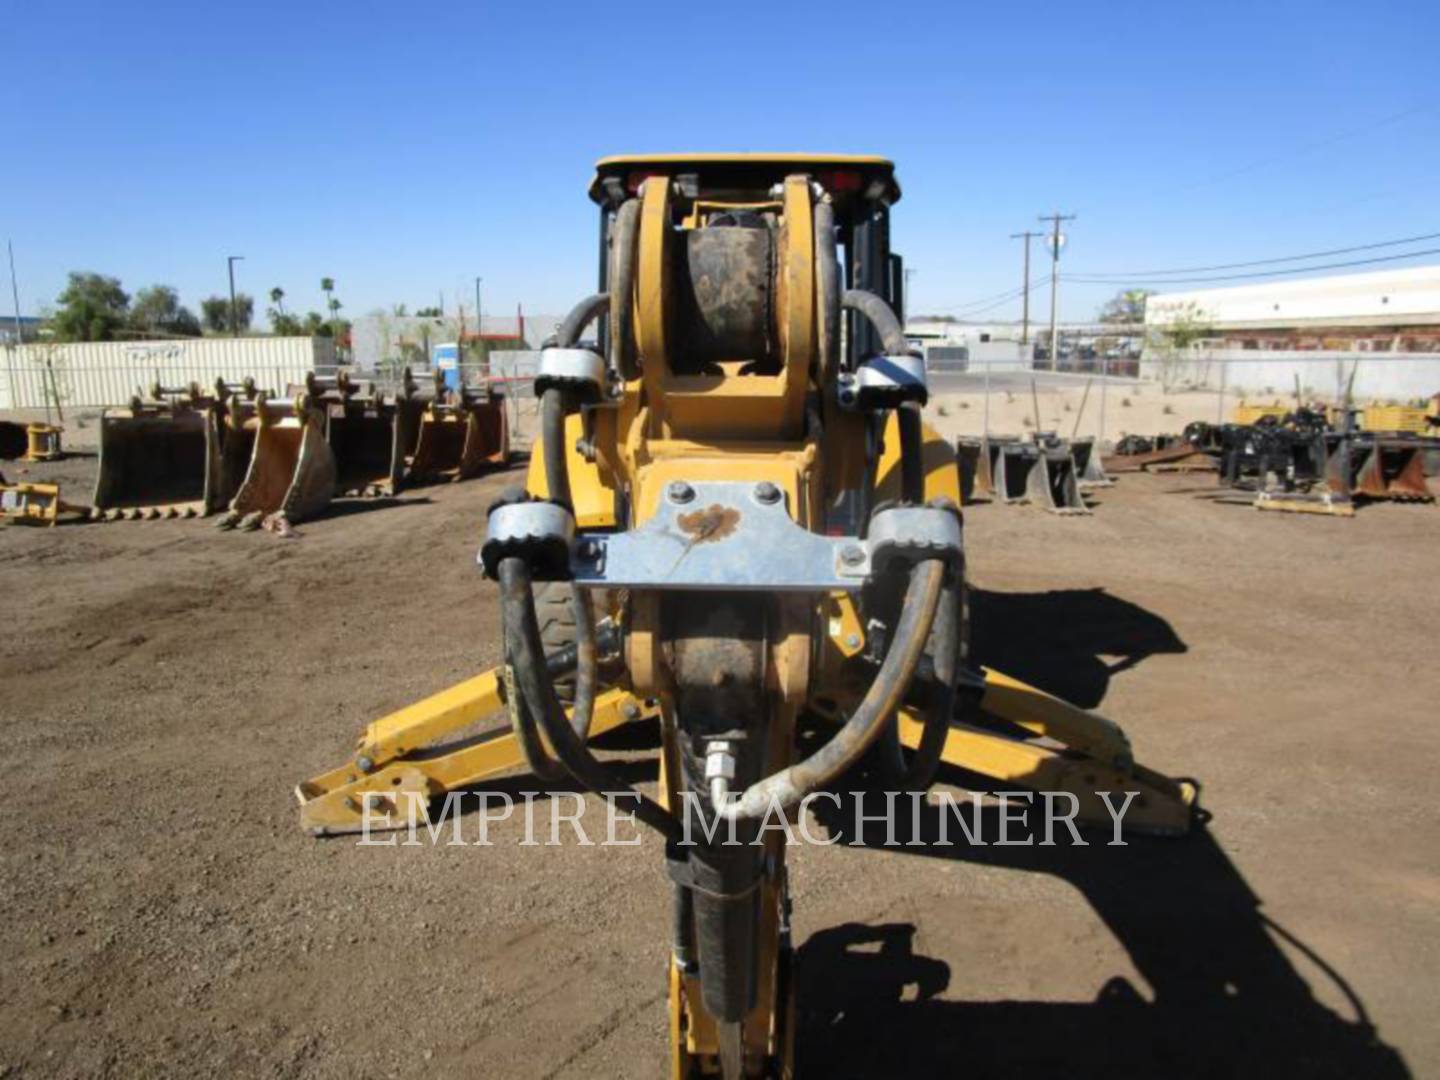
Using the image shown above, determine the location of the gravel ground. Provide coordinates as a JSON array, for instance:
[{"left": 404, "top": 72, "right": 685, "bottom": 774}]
[{"left": 0, "top": 442, "right": 1435, "bottom": 1078}]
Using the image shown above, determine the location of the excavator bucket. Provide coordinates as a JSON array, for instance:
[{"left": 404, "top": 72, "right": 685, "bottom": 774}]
[
  {"left": 219, "top": 394, "right": 337, "bottom": 531},
  {"left": 1069, "top": 436, "right": 1113, "bottom": 487},
  {"left": 1025, "top": 445, "right": 1090, "bottom": 514},
  {"left": 956, "top": 437, "right": 992, "bottom": 501},
  {"left": 990, "top": 439, "right": 1033, "bottom": 504},
  {"left": 302, "top": 372, "right": 415, "bottom": 497},
  {"left": 91, "top": 380, "right": 265, "bottom": 521},
  {"left": 1353, "top": 438, "right": 1431, "bottom": 501},
  {"left": 406, "top": 385, "right": 509, "bottom": 485}
]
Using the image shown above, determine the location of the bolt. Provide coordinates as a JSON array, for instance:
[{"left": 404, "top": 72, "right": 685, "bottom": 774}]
[
  {"left": 621, "top": 702, "right": 641, "bottom": 722},
  {"left": 845, "top": 633, "right": 861, "bottom": 650},
  {"left": 754, "top": 481, "right": 782, "bottom": 505},
  {"left": 667, "top": 481, "right": 695, "bottom": 504},
  {"left": 356, "top": 755, "right": 375, "bottom": 774},
  {"left": 841, "top": 544, "right": 866, "bottom": 566}
]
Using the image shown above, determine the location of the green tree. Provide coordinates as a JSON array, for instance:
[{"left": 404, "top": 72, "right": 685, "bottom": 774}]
[
  {"left": 415, "top": 306, "right": 442, "bottom": 318},
  {"left": 200, "top": 293, "right": 254, "bottom": 334},
  {"left": 51, "top": 272, "right": 130, "bottom": 341},
  {"left": 129, "top": 285, "right": 201, "bottom": 337},
  {"left": 1099, "top": 288, "right": 1153, "bottom": 325},
  {"left": 270, "top": 311, "right": 304, "bottom": 335}
]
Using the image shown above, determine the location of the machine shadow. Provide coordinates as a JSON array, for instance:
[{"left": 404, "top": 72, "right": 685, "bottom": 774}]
[
  {"left": 968, "top": 586, "right": 1186, "bottom": 708},
  {"left": 797, "top": 805, "right": 1408, "bottom": 1079}
]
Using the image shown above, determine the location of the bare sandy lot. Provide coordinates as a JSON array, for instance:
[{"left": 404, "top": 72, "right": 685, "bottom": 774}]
[{"left": 1, "top": 435, "right": 1437, "bottom": 1078}]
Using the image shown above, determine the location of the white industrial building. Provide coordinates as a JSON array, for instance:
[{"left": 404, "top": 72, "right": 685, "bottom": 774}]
[
  {"left": 1145, "top": 265, "right": 1440, "bottom": 352},
  {"left": 1143, "top": 265, "right": 1440, "bottom": 399}
]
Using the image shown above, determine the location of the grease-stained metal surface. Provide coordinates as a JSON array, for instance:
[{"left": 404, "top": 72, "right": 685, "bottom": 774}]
[{"left": 677, "top": 504, "right": 740, "bottom": 544}]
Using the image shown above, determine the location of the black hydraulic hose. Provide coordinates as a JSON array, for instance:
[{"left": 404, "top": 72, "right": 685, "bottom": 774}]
[
  {"left": 841, "top": 289, "right": 911, "bottom": 357},
  {"left": 879, "top": 576, "right": 963, "bottom": 791},
  {"left": 897, "top": 402, "right": 926, "bottom": 504},
  {"left": 554, "top": 292, "right": 610, "bottom": 348},
  {"left": 497, "top": 557, "right": 682, "bottom": 843},
  {"left": 541, "top": 388, "right": 572, "bottom": 508},
  {"left": 715, "top": 559, "right": 946, "bottom": 823},
  {"left": 568, "top": 581, "right": 597, "bottom": 741},
  {"left": 498, "top": 570, "right": 567, "bottom": 782},
  {"left": 814, "top": 199, "right": 840, "bottom": 375},
  {"left": 609, "top": 199, "right": 641, "bottom": 378}
]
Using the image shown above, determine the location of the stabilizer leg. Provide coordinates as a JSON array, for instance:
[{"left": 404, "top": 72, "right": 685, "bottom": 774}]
[
  {"left": 296, "top": 679, "right": 656, "bottom": 834},
  {"left": 897, "top": 666, "right": 1197, "bottom": 835}
]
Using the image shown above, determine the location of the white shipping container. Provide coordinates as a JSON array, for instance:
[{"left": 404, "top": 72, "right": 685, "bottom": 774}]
[{"left": 0, "top": 336, "right": 337, "bottom": 410}]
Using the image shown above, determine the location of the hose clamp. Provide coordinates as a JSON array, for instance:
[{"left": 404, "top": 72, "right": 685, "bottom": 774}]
[
  {"left": 866, "top": 503, "right": 962, "bottom": 573},
  {"left": 535, "top": 347, "right": 607, "bottom": 403},
  {"left": 855, "top": 354, "right": 928, "bottom": 408},
  {"left": 479, "top": 499, "right": 576, "bottom": 580}
]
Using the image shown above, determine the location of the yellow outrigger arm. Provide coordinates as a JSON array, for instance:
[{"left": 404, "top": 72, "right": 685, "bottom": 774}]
[{"left": 297, "top": 666, "right": 1195, "bottom": 837}]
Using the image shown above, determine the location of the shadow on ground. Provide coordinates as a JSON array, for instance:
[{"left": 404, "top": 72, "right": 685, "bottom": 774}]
[
  {"left": 969, "top": 586, "right": 1187, "bottom": 708},
  {"left": 796, "top": 818, "right": 1407, "bottom": 1078},
  {"left": 798, "top": 584, "right": 1399, "bottom": 1078}
]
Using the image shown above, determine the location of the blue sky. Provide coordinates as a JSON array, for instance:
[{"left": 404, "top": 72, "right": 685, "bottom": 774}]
[{"left": 5, "top": 0, "right": 1437, "bottom": 325}]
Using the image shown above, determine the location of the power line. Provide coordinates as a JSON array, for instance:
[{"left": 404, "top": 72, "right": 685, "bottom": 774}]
[
  {"left": 1063, "top": 245, "right": 1440, "bottom": 286},
  {"left": 1065, "top": 230, "right": 1440, "bottom": 280}
]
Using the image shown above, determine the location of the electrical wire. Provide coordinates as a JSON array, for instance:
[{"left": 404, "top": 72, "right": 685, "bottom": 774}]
[
  {"left": 1063, "top": 246, "right": 1440, "bottom": 286},
  {"left": 1064, "top": 231, "right": 1440, "bottom": 281}
]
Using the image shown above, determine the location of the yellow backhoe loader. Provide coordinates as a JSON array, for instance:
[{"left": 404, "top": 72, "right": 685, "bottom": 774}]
[{"left": 298, "top": 155, "right": 1197, "bottom": 1077}]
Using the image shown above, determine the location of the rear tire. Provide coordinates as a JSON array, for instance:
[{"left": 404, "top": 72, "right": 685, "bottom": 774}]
[{"left": 533, "top": 581, "right": 579, "bottom": 704}]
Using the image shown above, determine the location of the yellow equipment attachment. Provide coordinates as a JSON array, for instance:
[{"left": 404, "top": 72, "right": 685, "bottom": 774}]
[
  {"left": 302, "top": 153, "right": 1197, "bottom": 1078},
  {"left": 0, "top": 477, "right": 85, "bottom": 526},
  {"left": 90, "top": 380, "right": 260, "bottom": 521},
  {"left": 1233, "top": 401, "right": 1289, "bottom": 426},
  {"left": 218, "top": 392, "right": 337, "bottom": 532},
  {"left": 404, "top": 369, "right": 510, "bottom": 485},
  {"left": 1361, "top": 404, "right": 1428, "bottom": 435},
  {"left": 300, "top": 370, "right": 415, "bottom": 497}
]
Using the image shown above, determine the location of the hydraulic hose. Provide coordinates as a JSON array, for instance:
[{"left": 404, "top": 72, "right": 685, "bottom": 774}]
[
  {"left": 878, "top": 575, "right": 963, "bottom": 791},
  {"left": 540, "top": 388, "right": 572, "bottom": 508},
  {"left": 608, "top": 199, "right": 641, "bottom": 378},
  {"left": 554, "top": 292, "right": 610, "bottom": 348},
  {"left": 842, "top": 288, "right": 911, "bottom": 358},
  {"left": 497, "top": 557, "right": 682, "bottom": 843},
  {"left": 714, "top": 558, "right": 947, "bottom": 823},
  {"left": 897, "top": 402, "right": 926, "bottom": 504},
  {"left": 498, "top": 564, "right": 567, "bottom": 782}
]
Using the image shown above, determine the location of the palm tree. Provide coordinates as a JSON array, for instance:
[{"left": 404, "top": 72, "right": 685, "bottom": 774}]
[
  {"left": 269, "top": 286, "right": 286, "bottom": 316},
  {"left": 320, "top": 277, "right": 335, "bottom": 319}
]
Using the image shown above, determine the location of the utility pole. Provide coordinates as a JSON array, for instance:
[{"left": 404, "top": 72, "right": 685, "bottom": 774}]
[
  {"left": 474, "top": 277, "right": 483, "bottom": 336},
  {"left": 1039, "top": 212, "right": 1075, "bottom": 371},
  {"left": 227, "top": 255, "right": 245, "bottom": 338},
  {"left": 1008, "top": 231, "right": 1041, "bottom": 344}
]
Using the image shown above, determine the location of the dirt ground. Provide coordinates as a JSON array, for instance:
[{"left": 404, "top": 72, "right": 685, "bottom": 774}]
[{"left": 2, "top": 429, "right": 1437, "bottom": 1079}]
